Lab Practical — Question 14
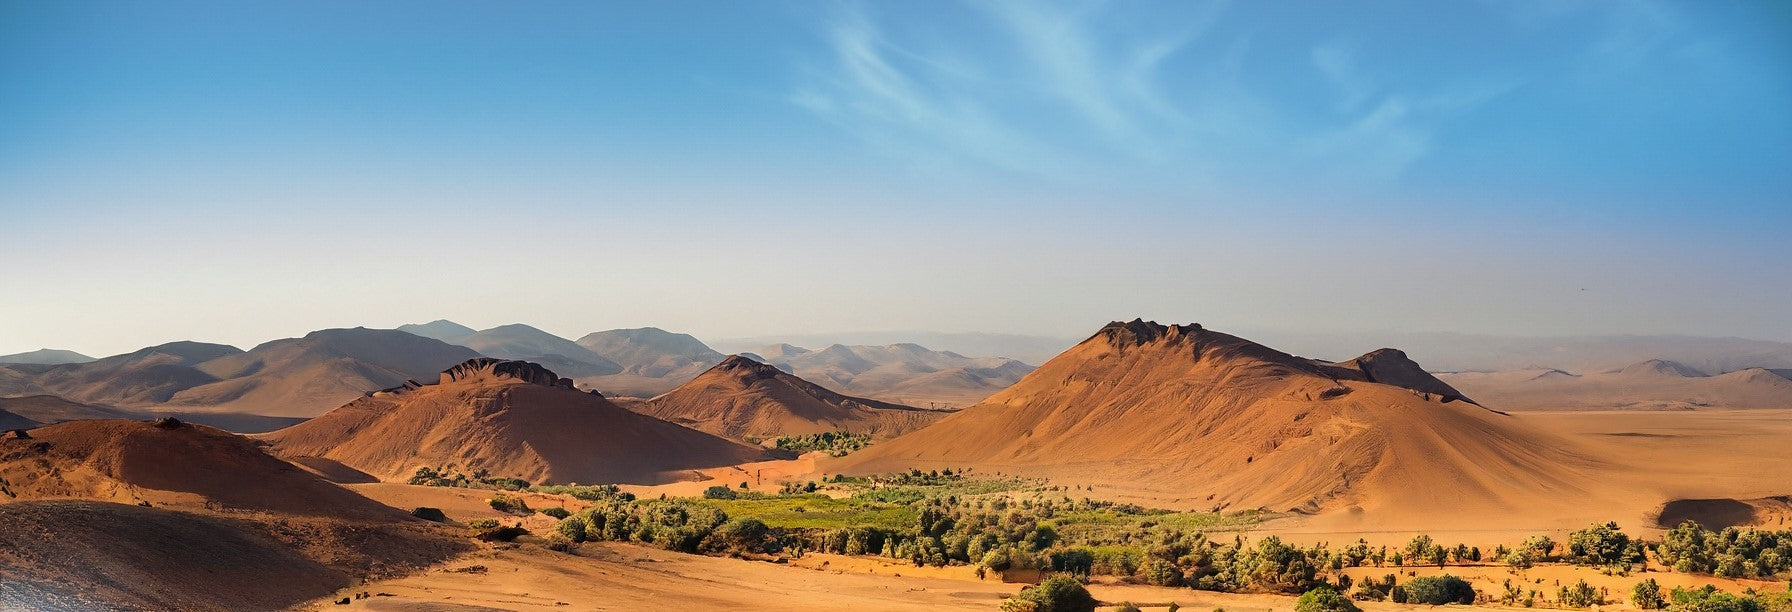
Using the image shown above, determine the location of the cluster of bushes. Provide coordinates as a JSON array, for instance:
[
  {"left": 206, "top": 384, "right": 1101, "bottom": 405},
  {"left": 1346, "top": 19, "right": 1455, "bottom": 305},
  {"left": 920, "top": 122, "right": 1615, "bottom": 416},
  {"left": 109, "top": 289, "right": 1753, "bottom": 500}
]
[
  {"left": 773, "top": 431, "right": 872, "bottom": 457},
  {"left": 409, "top": 466, "right": 530, "bottom": 491},
  {"left": 1633, "top": 580, "right": 1792, "bottom": 612},
  {"left": 1566, "top": 521, "right": 1647, "bottom": 570},
  {"left": 487, "top": 494, "right": 531, "bottom": 515},
  {"left": 543, "top": 496, "right": 779, "bottom": 557},
  {"left": 1000, "top": 574, "right": 1096, "bottom": 612},
  {"left": 531, "top": 484, "right": 634, "bottom": 502},
  {"left": 1655, "top": 520, "right": 1792, "bottom": 578}
]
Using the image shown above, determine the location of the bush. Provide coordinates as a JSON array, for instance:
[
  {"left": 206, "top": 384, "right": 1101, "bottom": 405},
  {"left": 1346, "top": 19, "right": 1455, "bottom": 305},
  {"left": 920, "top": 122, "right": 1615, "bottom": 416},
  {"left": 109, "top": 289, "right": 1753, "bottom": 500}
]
[
  {"left": 703, "top": 485, "right": 739, "bottom": 500},
  {"left": 488, "top": 495, "right": 530, "bottom": 514},
  {"left": 706, "top": 518, "right": 773, "bottom": 555},
  {"left": 1113, "top": 605, "right": 1141, "bottom": 612},
  {"left": 1005, "top": 574, "right": 1097, "bottom": 612},
  {"left": 1559, "top": 579, "right": 1603, "bottom": 608},
  {"left": 474, "top": 524, "right": 528, "bottom": 542},
  {"left": 1634, "top": 579, "right": 1667, "bottom": 610},
  {"left": 1668, "top": 585, "right": 1763, "bottom": 612},
  {"left": 410, "top": 507, "right": 447, "bottom": 522},
  {"left": 541, "top": 507, "right": 571, "bottom": 519},
  {"left": 1295, "top": 586, "right": 1361, "bottom": 612},
  {"left": 556, "top": 516, "right": 588, "bottom": 542},
  {"left": 467, "top": 519, "right": 499, "bottom": 530},
  {"left": 1142, "top": 558, "right": 1182, "bottom": 586},
  {"left": 1403, "top": 575, "right": 1475, "bottom": 605}
]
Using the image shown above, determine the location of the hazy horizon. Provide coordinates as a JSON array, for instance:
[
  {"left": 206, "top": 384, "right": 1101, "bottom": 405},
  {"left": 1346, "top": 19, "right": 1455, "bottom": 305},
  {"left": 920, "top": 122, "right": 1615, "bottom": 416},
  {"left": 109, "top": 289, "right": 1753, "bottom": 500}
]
[{"left": 5, "top": 2, "right": 1789, "bottom": 358}]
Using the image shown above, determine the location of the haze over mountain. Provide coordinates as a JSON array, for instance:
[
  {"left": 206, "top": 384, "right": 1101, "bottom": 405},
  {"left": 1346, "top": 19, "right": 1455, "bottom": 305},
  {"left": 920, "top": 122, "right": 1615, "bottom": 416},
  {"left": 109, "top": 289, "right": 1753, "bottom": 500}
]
[
  {"left": 1237, "top": 330, "right": 1792, "bottom": 376},
  {"left": 0, "top": 348, "right": 95, "bottom": 365},
  {"left": 1440, "top": 360, "right": 1792, "bottom": 411},
  {"left": 410, "top": 323, "right": 624, "bottom": 378},
  {"left": 837, "top": 320, "right": 1600, "bottom": 524},
  {"left": 743, "top": 342, "right": 1035, "bottom": 408},
  {"left": 635, "top": 355, "right": 951, "bottom": 442},
  {"left": 0, "top": 328, "right": 480, "bottom": 418},
  {"left": 712, "top": 332, "right": 1073, "bottom": 369},
  {"left": 572, "top": 327, "right": 727, "bottom": 397},
  {"left": 263, "top": 358, "right": 765, "bottom": 485}
]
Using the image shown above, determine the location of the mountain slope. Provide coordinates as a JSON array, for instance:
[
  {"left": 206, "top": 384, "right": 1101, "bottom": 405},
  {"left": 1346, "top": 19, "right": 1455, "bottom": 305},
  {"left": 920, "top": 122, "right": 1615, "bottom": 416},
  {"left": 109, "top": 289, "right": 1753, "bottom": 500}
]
[
  {"left": 18, "top": 341, "right": 242, "bottom": 406},
  {"left": 573, "top": 327, "right": 727, "bottom": 397},
  {"left": 166, "top": 327, "right": 481, "bottom": 417},
  {"left": 433, "top": 324, "right": 623, "bottom": 377},
  {"left": 0, "top": 348, "right": 95, "bottom": 365},
  {"left": 635, "top": 355, "right": 952, "bottom": 441},
  {"left": 1440, "top": 361, "right": 1792, "bottom": 411},
  {"left": 836, "top": 320, "right": 1598, "bottom": 522},
  {"left": 746, "top": 342, "right": 1034, "bottom": 407},
  {"left": 262, "top": 358, "right": 764, "bottom": 484},
  {"left": 395, "top": 319, "right": 477, "bottom": 341}
]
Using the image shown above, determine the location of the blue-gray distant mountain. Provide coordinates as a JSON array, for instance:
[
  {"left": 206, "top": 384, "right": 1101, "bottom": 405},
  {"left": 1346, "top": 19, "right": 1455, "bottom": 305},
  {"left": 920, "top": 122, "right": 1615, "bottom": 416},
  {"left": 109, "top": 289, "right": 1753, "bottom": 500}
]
[
  {"left": 0, "top": 328, "right": 480, "bottom": 418},
  {"left": 406, "top": 322, "right": 623, "bottom": 378},
  {"left": 0, "top": 349, "right": 95, "bottom": 365},
  {"left": 395, "top": 319, "right": 477, "bottom": 342}
]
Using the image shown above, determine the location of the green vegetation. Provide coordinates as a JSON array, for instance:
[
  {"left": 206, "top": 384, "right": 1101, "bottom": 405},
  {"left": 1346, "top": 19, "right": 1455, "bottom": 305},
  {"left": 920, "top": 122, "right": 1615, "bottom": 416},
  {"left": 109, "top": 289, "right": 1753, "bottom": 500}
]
[
  {"left": 1665, "top": 584, "right": 1792, "bottom": 612},
  {"left": 1634, "top": 578, "right": 1667, "bottom": 610},
  {"left": 1400, "top": 575, "right": 1476, "bottom": 605},
  {"left": 774, "top": 431, "right": 871, "bottom": 457},
  {"left": 1568, "top": 521, "right": 1646, "bottom": 569},
  {"left": 540, "top": 507, "right": 571, "bottom": 519},
  {"left": 703, "top": 485, "right": 739, "bottom": 500},
  {"left": 1558, "top": 579, "right": 1605, "bottom": 608},
  {"left": 487, "top": 494, "right": 530, "bottom": 515},
  {"left": 1655, "top": 520, "right": 1792, "bottom": 578},
  {"left": 1294, "top": 586, "right": 1360, "bottom": 612},
  {"left": 409, "top": 506, "right": 446, "bottom": 522},
  {"left": 531, "top": 484, "right": 635, "bottom": 502},
  {"left": 409, "top": 466, "right": 530, "bottom": 491},
  {"left": 1002, "top": 574, "right": 1096, "bottom": 612}
]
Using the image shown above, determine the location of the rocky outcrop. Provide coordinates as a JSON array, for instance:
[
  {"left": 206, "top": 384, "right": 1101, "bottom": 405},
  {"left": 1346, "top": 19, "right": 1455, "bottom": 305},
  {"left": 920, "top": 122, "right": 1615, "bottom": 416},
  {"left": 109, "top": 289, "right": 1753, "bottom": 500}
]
[{"left": 439, "top": 358, "right": 575, "bottom": 389}]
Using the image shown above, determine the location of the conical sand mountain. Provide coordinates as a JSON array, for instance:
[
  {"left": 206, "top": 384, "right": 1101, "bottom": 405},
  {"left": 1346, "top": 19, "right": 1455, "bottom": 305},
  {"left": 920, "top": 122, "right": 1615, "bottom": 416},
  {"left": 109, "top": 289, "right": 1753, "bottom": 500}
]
[
  {"left": 263, "top": 358, "right": 764, "bottom": 485},
  {"left": 635, "top": 355, "right": 952, "bottom": 442},
  {"left": 838, "top": 320, "right": 1599, "bottom": 520}
]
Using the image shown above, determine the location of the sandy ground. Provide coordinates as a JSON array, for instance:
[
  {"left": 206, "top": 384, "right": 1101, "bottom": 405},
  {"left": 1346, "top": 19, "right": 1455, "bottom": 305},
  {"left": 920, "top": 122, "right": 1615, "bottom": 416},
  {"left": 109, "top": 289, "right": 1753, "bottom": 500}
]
[
  {"left": 298, "top": 540, "right": 1535, "bottom": 612},
  {"left": 298, "top": 409, "right": 1792, "bottom": 611}
]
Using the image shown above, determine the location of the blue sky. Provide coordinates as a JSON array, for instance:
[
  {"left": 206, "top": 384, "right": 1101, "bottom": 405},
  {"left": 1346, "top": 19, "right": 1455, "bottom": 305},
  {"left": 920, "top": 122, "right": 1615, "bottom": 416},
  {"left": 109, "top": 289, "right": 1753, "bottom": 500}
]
[{"left": 2, "top": 1, "right": 1788, "bottom": 357}]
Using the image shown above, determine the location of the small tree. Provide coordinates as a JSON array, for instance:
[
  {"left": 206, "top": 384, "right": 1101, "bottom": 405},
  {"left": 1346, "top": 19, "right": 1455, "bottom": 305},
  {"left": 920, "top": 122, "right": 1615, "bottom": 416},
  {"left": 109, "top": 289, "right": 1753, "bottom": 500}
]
[
  {"left": 556, "top": 515, "right": 588, "bottom": 542},
  {"left": 1404, "top": 575, "right": 1476, "bottom": 605},
  {"left": 1558, "top": 580, "right": 1602, "bottom": 608},
  {"left": 1632, "top": 578, "right": 1666, "bottom": 610},
  {"left": 1294, "top": 586, "right": 1361, "bottom": 612},
  {"left": 1005, "top": 574, "right": 1096, "bottom": 612},
  {"left": 703, "top": 485, "right": 738, "bottom": 500}
]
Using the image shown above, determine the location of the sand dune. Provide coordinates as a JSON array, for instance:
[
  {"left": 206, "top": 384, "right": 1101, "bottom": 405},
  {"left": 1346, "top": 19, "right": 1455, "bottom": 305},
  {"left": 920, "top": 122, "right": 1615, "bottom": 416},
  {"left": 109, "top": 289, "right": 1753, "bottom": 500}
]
[
  {"left": 634, "top": 354, "right": 952, "bottom": 442},
  {"left": 1440, "top": 359, "right": 1792, "bottom": 411},
  {"left": 263, "top": 358, "right": 766, "bottom": 485},
  {"left": 837, "top": 320, "right": 1606, "bottom": 526}
]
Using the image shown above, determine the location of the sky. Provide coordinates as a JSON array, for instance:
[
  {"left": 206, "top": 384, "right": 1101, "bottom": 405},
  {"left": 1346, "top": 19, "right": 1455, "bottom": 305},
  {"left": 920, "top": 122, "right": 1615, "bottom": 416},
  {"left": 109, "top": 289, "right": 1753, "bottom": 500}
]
[{"left": 2, "top": 1, "right": 1789, "bottom": 358}]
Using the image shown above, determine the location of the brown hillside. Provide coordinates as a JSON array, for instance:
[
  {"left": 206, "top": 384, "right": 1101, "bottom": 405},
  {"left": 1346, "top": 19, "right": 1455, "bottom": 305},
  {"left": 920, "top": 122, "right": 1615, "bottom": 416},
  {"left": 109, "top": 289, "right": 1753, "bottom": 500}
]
[
  {"left": 0, "top": 419, "right": 406, "bottom": 521},
  {"left": 835, "top": 320, "right": 1603, "bottom": 522},
  {"left": 262, "top": 358, "right": 766, "bottom": 485},
  {"left": 635, "top": 355, "right": 953, "bottom": 442}
]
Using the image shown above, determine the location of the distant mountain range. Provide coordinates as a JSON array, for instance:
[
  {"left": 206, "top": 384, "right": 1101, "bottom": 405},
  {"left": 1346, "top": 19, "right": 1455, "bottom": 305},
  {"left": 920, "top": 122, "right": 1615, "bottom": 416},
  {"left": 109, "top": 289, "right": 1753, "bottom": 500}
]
[
  {"left": 1438, "top": 359, "right": 1792, "bottom": 411},
  {"left": 0, "top": 348, "right": 95, "bottom": 365}
]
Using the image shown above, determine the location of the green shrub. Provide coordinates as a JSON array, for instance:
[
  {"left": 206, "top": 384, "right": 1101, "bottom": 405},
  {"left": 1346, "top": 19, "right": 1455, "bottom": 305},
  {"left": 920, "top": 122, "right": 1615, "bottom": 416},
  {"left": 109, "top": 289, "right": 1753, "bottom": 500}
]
[
  {"left": 556, "top": 516, "right": 588, "bottom": 542},
  {"left": 703, "top": 485, "right": 739, "bottom": 500},
  {"left": 1005, "top": 574, "right": 1096, "bottom": 612},
  {"left": 1403, "top": 575, "right": 1475, "bottom": 605},
  {"left": 1668, "top": 585, "right": 1763, "bottom": 612},
  {"left": 541, "top": 507, "right": 571, "bottom": 519},
  {"left": 1634, "top": 579, "right": 1667, "bottom": 610},
  {"left": 1294, "top": 586, "right": 1361, "bottom": 612},
  {"left": 1559, "top": 579, "right": 1603, "bottom": 608},
  {"left": 410, "top": 507, "right": 447, "bottom": 522},
  {"left": 466, "top": 518, "right": 499, "bottom": 530},
  {"left": 488, "top": 495, "right": 530, "bottom": 514}
]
